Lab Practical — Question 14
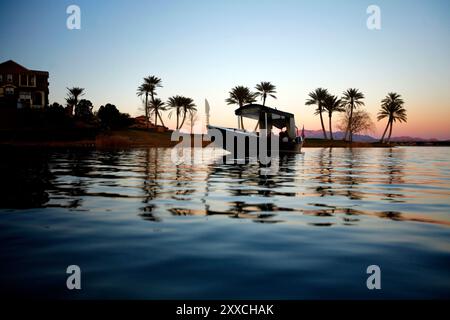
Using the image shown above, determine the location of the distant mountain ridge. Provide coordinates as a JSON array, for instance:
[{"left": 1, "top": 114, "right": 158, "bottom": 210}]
[{"left": 302, "top": 130, "right": 443, "bottom": 142}]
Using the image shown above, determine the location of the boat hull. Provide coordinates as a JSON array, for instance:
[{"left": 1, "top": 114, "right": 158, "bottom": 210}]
[{"left": 207, "top": 125, "right": 302, "bottom": 158}]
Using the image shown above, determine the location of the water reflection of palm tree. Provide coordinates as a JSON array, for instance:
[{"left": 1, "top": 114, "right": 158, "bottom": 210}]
[
  {"left": 173, "top": 161, "right": 196, "bottom": 200},
  {"left": 139, "top": 148, "right": 206, "bottom": 220},
  {"left": 59, "top": 150, "right": 97, "bottom": 208},
  {"left": 201, "top": 156, "right": 297, "bottom": 223},
  {"left": 312, "top": 148, "right": 364, "bottom": 201},
  {"left": 314, "top": 148, "right": 335, "bottom": 197},
  {"left": 139, "top": 148, "right": 165, "bottom": 221},
  {"left": 381, "top": 148, "right": 405, "bottom": 202},
  {"left": 339, "top": 148, "right": 364, "bottom": 200},
  {"left": 309, "top": 148, "right": 366, "bottom": 224}
]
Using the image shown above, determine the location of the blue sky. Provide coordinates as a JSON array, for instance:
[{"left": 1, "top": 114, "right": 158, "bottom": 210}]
[{"left": 1, "top": 0, "right": 449, "bottom": 138}]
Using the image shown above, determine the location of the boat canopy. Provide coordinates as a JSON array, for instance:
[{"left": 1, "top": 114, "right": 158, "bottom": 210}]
[{"left": 235, "top": 104, "right": 295, "bottom": 129}]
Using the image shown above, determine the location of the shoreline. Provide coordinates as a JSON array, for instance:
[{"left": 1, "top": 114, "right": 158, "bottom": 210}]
[{"left": 0, "top": 129, "right": 448, "bottom": 149}]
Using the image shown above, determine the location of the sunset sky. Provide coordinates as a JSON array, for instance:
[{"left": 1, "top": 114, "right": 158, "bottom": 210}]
[{"left": 1, "top": 0, "right": 449, "bottom": 139}]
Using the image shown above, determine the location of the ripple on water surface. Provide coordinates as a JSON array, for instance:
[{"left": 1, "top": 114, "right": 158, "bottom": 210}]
[{"left": 0, "top": 147, "right": 449, "bottom": 298}]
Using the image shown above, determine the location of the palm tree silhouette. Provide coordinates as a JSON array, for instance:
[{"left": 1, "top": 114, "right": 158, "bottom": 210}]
[
  {"left": 322, "top": 94, "right": 345, "bottom": 141},
  {"left": 137, "top": 83, "right": 152, "bottom": 127},
  {"left": 255, "top": 82, "right": 277, "bottom": 106},
  {"left": 225, "top": 86, "right": 257, "bottom": 130},
  {"left": 168, "top": 96, "right": 196, "bottom": 130},
  {"left": 66, "top": 87, "right": 85, "bottom": 116},
  {"left": 342, "top": 88, "right": 365, "bottom": 142},
  {"left": 378, "top": 93, "right": 407, "bottom": 143},
  {"left": 178, "top": 97, "right": 197, "bottom": 129},
  {"left": 149, "top": 98, "right": 167, "bottom": 128},
  {"left": 306, "top": 88, "right": 329, "bottom": 139},
  {"left": 167, "top": 96, "right": 184, "bottom": 130},
  {"left": 137, "top": 76, "right": 162, "bottom": 128},
  {"left": 187, "top": 109, "right": 198, "bottom": 134}
]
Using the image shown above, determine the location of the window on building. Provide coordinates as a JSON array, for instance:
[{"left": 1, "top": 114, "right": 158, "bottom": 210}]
[
  {"left": 0, "top": 74, "right": 3, "bottom": 82},
  {"left": 5, "top": 87, "right": 14, "bottom": 95},
  {"left": 7, "top": 74, "right": 13, "bottom": 82},
  {"left": 19, "top": 92, "right": 31, "bottom": 100},
  {"left": 20, "top": 74, "right": 28, "bottom": 86},
  {"left": 30, "top": 75, "right": 36, "bottom": 87},
  {"left": 33, "top": 92, "right": 43, "bottom": 106}
]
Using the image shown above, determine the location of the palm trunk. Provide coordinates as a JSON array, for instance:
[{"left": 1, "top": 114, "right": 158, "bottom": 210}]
[
  {"left": 145, "top": 93, "right": 149, "bottom": 128},
  {"left": 179, "top": 111, "right": 187, "bottom": 129},
  {"left": 343, "top": 118, "right": 349, "bottom": 141},
  {"left": 329, "top": 114, "right": 333, "bottom": 141},
  {"left": 238, "top": 103, "right": 245, "bottom": 130},
  {"left": 155, "top": 108, "right": 158, "bottom": 127},
  {"left": 318, "top": 105, "right": 327, "bottom": 139},
  {"left": 150, "top": 92, "right": 155, "bottom": 128},
  {"left": 176, "top": 109, "right": 179, "bottom": 129},
  {"left": 380, "top": 119, "right": 390, "bottom": 143},
  {"left": 74, "top": 96, "right": 80, "bottom": 117},
  {"left": 157, "top": 111, "right": 165, "bottom": 127},
  {"left": 387, "top": 120, "right": 394, "bottom": 143},
  {"left": 263, "top": 94, "right": 266, "bottom": 106},
  {"left": 348, "top": 104, "right": 354, "bottom": 142}
]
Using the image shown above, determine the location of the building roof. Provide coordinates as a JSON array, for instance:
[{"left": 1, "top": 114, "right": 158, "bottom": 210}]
[
  {"left": 235, "top": 104, "right": 295, "bottom": 119},
  {"left": 0, "top": 60, "right": 49, "bottom": 75},
  {"left": 235, "top": 104, "right": 296, "bottom": 129}
]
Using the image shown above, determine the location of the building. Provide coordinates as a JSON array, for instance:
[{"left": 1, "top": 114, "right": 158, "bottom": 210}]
[
  {"left": 0, "top": 60, "right": 49, "bottom": 109},
  {"left": 131, "top": 115, "right": 168, "bottom": 131}
]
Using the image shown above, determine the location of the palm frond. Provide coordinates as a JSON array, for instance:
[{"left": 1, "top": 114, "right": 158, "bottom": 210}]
[
  {"left": 377, "top": 92, "right": 407, "bottom": 123},
  {"left": 226, "top": 86, "right": 257, "bottom": 107}
]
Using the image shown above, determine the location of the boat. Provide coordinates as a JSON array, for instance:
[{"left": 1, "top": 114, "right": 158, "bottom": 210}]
[{"left": 207, "top": 103, "right": 303, "bottom": 159}]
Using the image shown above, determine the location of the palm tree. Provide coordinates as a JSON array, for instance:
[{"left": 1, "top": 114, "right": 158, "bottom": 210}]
[
  {"left": 137, "top": 83, "right": 152, "bottom": 127},
  {"left": 226, "top": 86, "right": 257, "bottom": 130},
  {"left": 342, "top": 88, "right": 365, "bottom": 142},
  {"left": 178, "top": 97, "right": 197, "bottom": 129},
  {"left": 144, "top": 76, "right": 162, "bottom": 102},
  {"left": 66, "top": 87, "right": 84, "bottom": 115},
  {"left": 67, "top": 87, "right": 84, "bottom": 103},
  {"left": 137, "top": 76, "right": 162, "bottom": 128},
  {"left": 168, "top": 95, "right": 195, "bottom": 130},
  {"left": 306, "top": 88, "right": 329, "bottom": 139},
  {"left": 322, "top": 94, "right": 345, "bottom": 140},
  {"left": 149, "top": 98, "right": 166, "bottom": 127},
  {"left": 187, "top": 109, "right": 198, "bottom": 134},
  {"left": 167, "top": 96, "right": 183, "bottom": 130},
  {"left": 378, "top": 93, "right": 407, "bottom": 143},
  {"left": 255, "top": 81, "right": 277, "bottom": 106}
]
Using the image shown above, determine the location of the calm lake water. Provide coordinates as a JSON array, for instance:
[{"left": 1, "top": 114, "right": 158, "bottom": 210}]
[{"left": 0, "top": 146, "right": 449, "bottom": 299}]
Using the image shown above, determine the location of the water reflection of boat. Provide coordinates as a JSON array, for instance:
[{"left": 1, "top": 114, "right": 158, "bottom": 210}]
[{"left": 207, "top": 104, "right": 303, "bottom": 157}]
